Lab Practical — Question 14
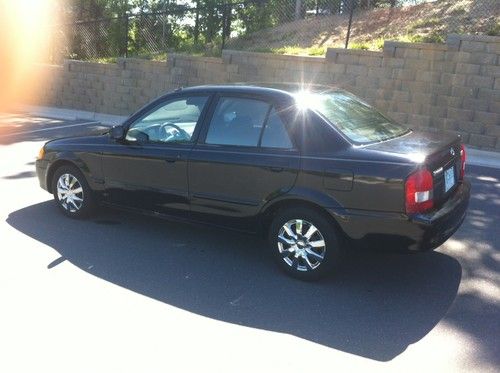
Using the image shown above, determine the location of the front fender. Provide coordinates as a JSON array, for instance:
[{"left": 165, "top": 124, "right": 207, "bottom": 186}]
[{"left": 45, "top": 150, "right": 103, "bottom": 192}]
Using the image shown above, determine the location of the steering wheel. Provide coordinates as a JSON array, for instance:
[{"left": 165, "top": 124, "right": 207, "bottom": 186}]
[{"left": 160, "top": 122, "right": 191, "bottom": 142}]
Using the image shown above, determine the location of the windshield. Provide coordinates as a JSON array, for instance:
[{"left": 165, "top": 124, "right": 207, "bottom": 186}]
[{"left": 293, "top": 90, "right": 410, "bottom": 145}]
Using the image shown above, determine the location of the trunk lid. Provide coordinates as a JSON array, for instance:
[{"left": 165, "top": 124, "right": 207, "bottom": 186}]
[{"left": 367, "top": 130, "right": 462, "bottom": 207}]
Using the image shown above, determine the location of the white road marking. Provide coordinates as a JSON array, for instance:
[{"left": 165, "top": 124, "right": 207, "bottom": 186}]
[{"left": 0, "top": 121, "right": 102, "bottom": 137}]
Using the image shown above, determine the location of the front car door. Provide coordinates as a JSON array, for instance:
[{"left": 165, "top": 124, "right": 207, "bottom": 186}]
[
  {"left": 188, "top": 94, "right": 300, "bottom": 229},
  {"left": 102, "top": 94, "right": 210, "bottom": 215}
]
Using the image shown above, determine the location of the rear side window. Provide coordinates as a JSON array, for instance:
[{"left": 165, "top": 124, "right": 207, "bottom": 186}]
[
  {"left": 205, "top": 97, "right": 293, "bottom": 149},
  {"left": 260, "top": 108, "right": 293, "bottom": 149},
  {"left": 205, "top": 97, "right": 270, "bottom": 147}
]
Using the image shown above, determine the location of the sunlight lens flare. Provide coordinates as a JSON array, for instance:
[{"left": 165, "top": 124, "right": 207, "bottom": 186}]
[
  {"left": 294, "top": 90, "right": 320, "bottom": 111},
  {"left": 0, "top": 0, "right": 56, "bottom": 110},
  {"left": 407, "top": 152, "right": 426, "bottom": 163}
]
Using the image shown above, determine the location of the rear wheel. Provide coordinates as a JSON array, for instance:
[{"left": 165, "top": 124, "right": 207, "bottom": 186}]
[
  {"left": 268, "top": 207, "right": 342, "bottom": 280},
  {"left": 51, "top": 165, "right": 95, "bottom": 218}
]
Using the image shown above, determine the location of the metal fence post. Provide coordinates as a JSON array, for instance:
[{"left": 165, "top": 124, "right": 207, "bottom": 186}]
[
  {"left": 124, "top": 14, "right": 129, "bottom": 58},
  {"left": 345, "top": 0, "right": 356, "bottom": 49},
  {"left": 295, "top": 0, "right": 302, "bottom": 20},
  {"left": 221, "top": 2, "right": 230, "bottom": 53},
  {"left": 221, "top": 3, "right": 226, "bottom": 52}
]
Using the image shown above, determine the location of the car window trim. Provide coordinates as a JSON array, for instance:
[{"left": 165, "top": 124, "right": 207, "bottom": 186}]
[
  {"left": 124, "top": 92, "right": 213, "bottom": 147},
  {"left": 257, "top": 105, "right": 273, "bottom": 147},
  {"left": 197, "top": 93, "right": 297, "bottom": 152},
  {"left": 199, "top": 93, "right": 272, "bottom": 148}
]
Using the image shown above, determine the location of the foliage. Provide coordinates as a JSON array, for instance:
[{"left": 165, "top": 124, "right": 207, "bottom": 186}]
[
  {"left": 59, "top": 1, "right": 495, "bottom": 61},
  {"left": 246, "top": 45, "right": 326, "bottom": 56},
  {"left": 349, "top": 42, "right": 370, "bottom": 50},
  {"left": 486, "top": 22, "right": 500, "bottom": 36},
  {"left": 348, "top": 37, "right": 384, "bottom": 50},
  {"left": 409, "top": 17, "right": 441, "bottom": 31}
]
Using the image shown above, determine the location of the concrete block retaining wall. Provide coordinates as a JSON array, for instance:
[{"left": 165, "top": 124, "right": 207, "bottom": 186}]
[{"left": 30, "top": 34, "right": 500, "bottom": 151}]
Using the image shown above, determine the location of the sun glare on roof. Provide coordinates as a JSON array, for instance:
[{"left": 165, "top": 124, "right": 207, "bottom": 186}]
[{"left": 294, "top": 91, "right": 321, "bottom": 111}]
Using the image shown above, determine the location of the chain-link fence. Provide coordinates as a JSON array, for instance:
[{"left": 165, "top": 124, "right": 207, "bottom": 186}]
[{"left": 47, "top": 0, "right": 499, "bottom": 63}]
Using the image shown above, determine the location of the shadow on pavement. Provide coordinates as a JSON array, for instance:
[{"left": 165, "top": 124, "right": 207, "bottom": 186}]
[
  {"left": 3, "top": 171, "right": 36, "bottom": 180},
  {"left": 6, "top": 200, "right": 462, "bottom": 361},
  {"left": 0, "top": 120, "right": 108, "bottom": 145},
  {"left": 437, "top": 166, "right": 500, "bottom": 366}
]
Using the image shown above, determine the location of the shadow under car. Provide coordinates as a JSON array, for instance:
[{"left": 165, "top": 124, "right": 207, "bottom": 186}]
[{"left": 7, "top": 201, "right": 462, "bottom": 361}]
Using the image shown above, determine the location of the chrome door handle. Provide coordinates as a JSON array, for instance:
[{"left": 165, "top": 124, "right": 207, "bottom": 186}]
[
  {"left": 165, "top": 155, "right": 181, "bottom": 163},
  {"left": 268, "top": 166, "right": 284, "bottom": 172}
]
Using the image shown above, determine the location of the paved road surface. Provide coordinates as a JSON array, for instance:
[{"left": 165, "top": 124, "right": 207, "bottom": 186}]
[{"left": 0, "top": 113, "right": 498, "bottom": 372}]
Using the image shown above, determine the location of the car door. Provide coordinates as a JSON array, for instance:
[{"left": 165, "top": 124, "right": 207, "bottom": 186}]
[
  {"left": 102, "top": 94, "right": 210, "bottom": 216},
  {"left": 188, "top": 94, "right": 300, "bottom": 223}
]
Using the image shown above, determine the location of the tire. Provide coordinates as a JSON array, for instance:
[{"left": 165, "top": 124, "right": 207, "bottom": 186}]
[
  {"left": 268, "top": 206, "right": 343, "bottom": 281},
  {"left": 51, "top": 164, "right": 95, "bottom": 218}
]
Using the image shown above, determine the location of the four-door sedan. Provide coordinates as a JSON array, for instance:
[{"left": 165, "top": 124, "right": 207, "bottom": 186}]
[{"left": 36, "top": 84, "right": 470, "bottom": 280}]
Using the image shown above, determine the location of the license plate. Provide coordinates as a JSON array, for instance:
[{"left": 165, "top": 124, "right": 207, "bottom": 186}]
[{"left": 444, "top": 167, "right": 455, "bottom": 192}]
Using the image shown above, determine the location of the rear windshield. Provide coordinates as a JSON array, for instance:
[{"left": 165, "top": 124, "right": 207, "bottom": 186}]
[{"left": 293, "top": 90, "right": 410, "bottom": 145}]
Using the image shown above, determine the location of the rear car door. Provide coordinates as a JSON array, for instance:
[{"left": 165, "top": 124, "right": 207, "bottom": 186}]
[
  {"left": 102, "top": 94, "right": 210, "bottom": 215},
  {"left": 188, "top": 94, "right": 300, "bottom": 223}
]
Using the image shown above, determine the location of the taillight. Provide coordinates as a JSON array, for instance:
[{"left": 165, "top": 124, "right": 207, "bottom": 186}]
[
  {"left": 405, "top": 169, "right": 434, "bottom": 214},
  {"left": 459, "top": 144, "right": 466, "bottom": 180}
]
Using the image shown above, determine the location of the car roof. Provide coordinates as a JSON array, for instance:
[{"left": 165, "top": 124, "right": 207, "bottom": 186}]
[{"left": 176, "top": 83, "right": 339, "bottom": 98}]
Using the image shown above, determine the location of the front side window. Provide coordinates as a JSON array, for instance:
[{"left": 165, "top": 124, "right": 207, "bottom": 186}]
[
  {"left": 205, "top": 97, "right": 270, "bottom": 147},
  {"left": 294, "top": 90, "right": 409, "bottom": 145},
  {"left": 126, "top": 96, "right": 209, "bottom": 144}
]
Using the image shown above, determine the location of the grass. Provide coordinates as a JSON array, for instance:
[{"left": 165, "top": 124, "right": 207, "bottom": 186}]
[
  {"left": 349, "top": 38, "right": 385, "bottom": 50},
  {"left": 248, "top": 45, "right": 327, "bottom": 56},
  {"left": 348, "top": 30, "right": 446, "bottom": 51},
  {"left": 86, "top": 44, "right": 222, "bottom": 64},
  {"left": 86, "top": 56, "right": 118, "bottom": 64},
  {"left": 349, "top": 42, "right": 369, "bottom": 50},
  {"left": 486, "top": 22, "right": 500, "bottom": 36},
  {"left": 409, "top": 17, "right": 441, "bottom": 31},
  {"left": 415, "top": 31, "right": 446, "bottom": 44},
  {"left": 449, "top": 6, "right": 467, "bottom": 16}
]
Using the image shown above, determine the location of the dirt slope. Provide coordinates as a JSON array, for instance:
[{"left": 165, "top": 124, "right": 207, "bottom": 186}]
[{"left": 227, "top": 0, "right": 500, "bottom": 53}]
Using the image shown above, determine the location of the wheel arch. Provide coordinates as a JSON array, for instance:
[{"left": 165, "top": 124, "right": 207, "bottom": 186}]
[
  {"left": 46, "top": 159, "right": 81, "bottom": 193},
  {"left": 259, "top": 195, "right": 347, "bottom": 240}
]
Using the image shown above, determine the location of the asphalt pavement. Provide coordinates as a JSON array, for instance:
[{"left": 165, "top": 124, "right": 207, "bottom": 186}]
[{"left": 0, "top": 112, "right": 498, "bottom": 372}]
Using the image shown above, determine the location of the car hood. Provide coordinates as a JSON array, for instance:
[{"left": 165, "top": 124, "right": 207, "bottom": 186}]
[{"left": 45, "top": 132, "right": 111, "bottom": 148}]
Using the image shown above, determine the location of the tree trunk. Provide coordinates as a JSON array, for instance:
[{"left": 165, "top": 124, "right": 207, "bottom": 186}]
[
  {"left": 194, "top": 0, "right": 200, "bottom": 43},
  {"left": 295, "top": 0, "right": 302, "bottom": 20}
]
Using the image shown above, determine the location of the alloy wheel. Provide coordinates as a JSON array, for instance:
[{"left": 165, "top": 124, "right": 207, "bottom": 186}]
[
  {"left": 277, "top": 219, "right": 326, "bottom": 272},
  {"left": 56, "top": 173, "right": 84, "bottom": 213}
]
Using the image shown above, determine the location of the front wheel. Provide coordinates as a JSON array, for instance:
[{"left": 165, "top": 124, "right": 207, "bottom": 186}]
[
  {"left": 268, "top": 207, "right": 343, "bottom": 280},
  {"left": 51, "top": 165, "right": 95, "bottom": 218}
]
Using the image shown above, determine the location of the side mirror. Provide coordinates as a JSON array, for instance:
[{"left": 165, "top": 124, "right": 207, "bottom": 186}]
[
  {"left": 133, "top": 131, "right": 149, "bottom": 144},
  {"left": 109, "top": 124, "right": 125, "bottom": 140}
]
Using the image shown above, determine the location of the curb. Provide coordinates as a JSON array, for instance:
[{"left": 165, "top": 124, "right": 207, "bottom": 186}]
[
  {"left": 467, "top": 148, "right": 500, "bottom": 170},
  {"left": 18, "top": 105, "right": 127, "bottom": 127}
]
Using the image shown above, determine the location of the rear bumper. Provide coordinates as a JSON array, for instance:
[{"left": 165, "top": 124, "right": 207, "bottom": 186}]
[
  {"left": 330, "top": 180, "right": 471, "bottom": 251},
  {"left": 36, "top": 159, "right": 49, "bottom": 192}
]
